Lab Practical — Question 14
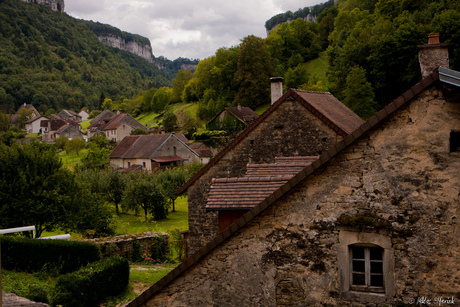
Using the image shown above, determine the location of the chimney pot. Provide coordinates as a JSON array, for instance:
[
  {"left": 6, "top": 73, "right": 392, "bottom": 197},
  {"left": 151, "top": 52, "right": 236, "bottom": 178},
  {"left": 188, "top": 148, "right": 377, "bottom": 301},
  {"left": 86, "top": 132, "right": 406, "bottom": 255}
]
[
  {"left": 428, "top": 33, "right": 440, "bottom": 45},
  {"left": 270, "top": 77, "right": 284, "bottom": 105},
  {"left": 237, "top": 103, "right": 241, "bottom": 112}
]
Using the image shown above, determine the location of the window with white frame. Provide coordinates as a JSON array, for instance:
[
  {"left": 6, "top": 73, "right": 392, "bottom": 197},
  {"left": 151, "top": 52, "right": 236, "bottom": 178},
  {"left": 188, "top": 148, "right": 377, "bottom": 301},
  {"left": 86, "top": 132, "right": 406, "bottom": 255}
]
[{"left": 350, "top": 245, "right": 384, "bottom": 292}]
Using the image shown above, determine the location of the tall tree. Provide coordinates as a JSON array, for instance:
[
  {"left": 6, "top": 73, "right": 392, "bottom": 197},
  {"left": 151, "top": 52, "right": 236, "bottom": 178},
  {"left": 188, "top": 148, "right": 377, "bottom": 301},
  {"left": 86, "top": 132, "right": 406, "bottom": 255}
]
[
  {"left": 234, "top": 35, "right": 273, "bottom": 109},
  {"left": 343, "top": 66, "right": 378, "bottom": 120}
]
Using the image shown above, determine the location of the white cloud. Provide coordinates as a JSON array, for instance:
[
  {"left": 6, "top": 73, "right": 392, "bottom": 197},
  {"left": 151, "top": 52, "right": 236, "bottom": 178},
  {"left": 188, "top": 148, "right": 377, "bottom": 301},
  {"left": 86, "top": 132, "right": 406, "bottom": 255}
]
[{"left": 65, "top": 0, "right": 324, "bottom": 60}]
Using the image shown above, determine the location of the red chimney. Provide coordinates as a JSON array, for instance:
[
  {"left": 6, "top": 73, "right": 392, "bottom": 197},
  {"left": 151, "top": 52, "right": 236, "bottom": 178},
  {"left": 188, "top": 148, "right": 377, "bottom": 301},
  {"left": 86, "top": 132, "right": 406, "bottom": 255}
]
[{"left": 428, "top": 33, "right": 440, "bottom": 45}]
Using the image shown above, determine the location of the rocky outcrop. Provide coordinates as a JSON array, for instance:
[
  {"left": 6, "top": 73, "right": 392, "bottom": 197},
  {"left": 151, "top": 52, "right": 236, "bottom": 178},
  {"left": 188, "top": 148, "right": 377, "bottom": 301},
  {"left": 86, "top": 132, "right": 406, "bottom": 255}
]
[
  {"left": 20, "top": 0, "right": 65, "bottom": 12},
  {"left": 98, "top": 35, "right": 154, "bottom": 63}
]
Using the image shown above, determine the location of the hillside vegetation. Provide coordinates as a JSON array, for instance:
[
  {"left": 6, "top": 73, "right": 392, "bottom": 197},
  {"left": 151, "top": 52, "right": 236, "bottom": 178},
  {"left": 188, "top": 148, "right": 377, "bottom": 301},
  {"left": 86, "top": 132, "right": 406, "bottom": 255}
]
[{"left": 0, "top": 0, "right": 171, "bottom": 114}]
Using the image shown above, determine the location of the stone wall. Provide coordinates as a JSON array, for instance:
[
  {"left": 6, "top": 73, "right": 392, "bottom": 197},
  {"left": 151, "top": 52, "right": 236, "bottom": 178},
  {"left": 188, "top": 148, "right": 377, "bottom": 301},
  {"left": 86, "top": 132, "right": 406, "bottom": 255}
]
[
  {"left": 145, "top": 87, "right": 460, "bottom": 306},
  {"left": 85, "top": 232, "right": 169, "bottom": 261},
  {"left": 187, "top": 98, "right": 343, "bottom": 254}
]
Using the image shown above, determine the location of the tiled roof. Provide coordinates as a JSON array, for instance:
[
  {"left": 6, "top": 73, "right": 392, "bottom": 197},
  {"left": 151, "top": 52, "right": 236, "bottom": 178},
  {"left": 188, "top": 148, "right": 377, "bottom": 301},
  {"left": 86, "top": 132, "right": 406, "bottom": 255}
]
[
  {"left": 24, "top": 115, "right": 46, "bottom": 124},
  {"left": 245, "top": 156, "right": 318, "bottom": 177},
  {"left": 124, "top": 69, "right": 449, "bottom": 307},
  {"left": 206, "top": 175, "right": 294, "bottom": 210},
  {"left": 59, "top": 109, "right": 81, "bottom": 118},
  {"left": 292, "top": 90, "right": 363, "bottom": 135},
  {"left": 103, "top": 113, "right": 128, "bottom": 130},
  {"left": 55, "top": 124, "right": 71, "bottom": 134},
  {"left": 89, "top": 109, "right": 115, "bottom": 125},
  {"left": 40, "top": 119, "right": 66, "bottom": 131},
  {"left": 206, "top": 156, "right": 317, "bottom": 210},
  {"left": 109, "top": 135, "right": 141, "bottom": 158},
  {"left": 176, "top": 89, "right": 363, "bottom": 195},
  {"left": 226, "top": 106, "right": 259, "bottom": 124}
]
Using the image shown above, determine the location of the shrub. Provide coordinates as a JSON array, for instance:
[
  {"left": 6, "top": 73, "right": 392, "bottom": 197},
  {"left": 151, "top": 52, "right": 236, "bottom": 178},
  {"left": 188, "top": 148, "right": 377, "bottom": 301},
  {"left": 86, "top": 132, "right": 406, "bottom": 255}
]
[
  {"left": 1, "top": 236, "right": 100, "bottom": 274},
  {"left": 192, "top": 130, "right": 227, "bottom": 140},
  {"left": 50, "top": 256, "right": 129, "bottom": 307}
]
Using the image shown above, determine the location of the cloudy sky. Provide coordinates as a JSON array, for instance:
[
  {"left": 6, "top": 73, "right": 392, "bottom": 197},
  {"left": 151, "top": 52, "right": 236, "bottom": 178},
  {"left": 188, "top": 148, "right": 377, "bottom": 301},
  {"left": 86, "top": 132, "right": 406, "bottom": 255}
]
[{"left": 65, "top": 0, "right": 324, "bottom": 60}]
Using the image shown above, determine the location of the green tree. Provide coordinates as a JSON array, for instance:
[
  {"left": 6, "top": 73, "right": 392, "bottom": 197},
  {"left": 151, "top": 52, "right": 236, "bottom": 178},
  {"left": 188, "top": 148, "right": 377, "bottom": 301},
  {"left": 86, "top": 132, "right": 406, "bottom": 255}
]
[
  {"left": 123, "top": 174, "right": 168, "bottom": 221},
  {"left": 0, "top": 111, "right": 12, "bottom": 132},
  {"left": 154, "top": 168, "right": 188, "bottom": 212},
  {"left": 172, "top": 69, "right": 193, "bottom": 103},
  {"left": 151, "top": 87, "right": 173, "bottom": 113},
  {"left": 0, "top": 142, "right": 77, "bottom": 237},
  {"left": 103, "top": 170, "right": 127, "bottom": 215},
  {"left": 81, "top": 146, "right": 110, "bottom": 169},
  {"left": 101, "top": 98, "right": 113, "bottom": 110},
  {"left": 162, "top": 110, "right": 177, "bottom": 132},
  {"left": 234, "top": 35, "right": 273, "bottom": 109},
  {"left": 54, "top": 135, "right": 69, "bottom": 151},
  {"left": 65, "top": 138, "right": 86, "bottom": 156},
  {"left": 343, "top": 66, "right": 378, "bottom": 120}
]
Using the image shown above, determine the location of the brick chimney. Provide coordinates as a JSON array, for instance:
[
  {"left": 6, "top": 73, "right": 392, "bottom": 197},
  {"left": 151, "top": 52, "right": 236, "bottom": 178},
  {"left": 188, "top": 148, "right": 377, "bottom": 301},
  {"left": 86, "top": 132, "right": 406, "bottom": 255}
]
[
  {"left": 270, "top": 77, "right": 284, "bottom": 105},
  {"left": 417, "top": 33, "right": 449, "bottom": 78}
]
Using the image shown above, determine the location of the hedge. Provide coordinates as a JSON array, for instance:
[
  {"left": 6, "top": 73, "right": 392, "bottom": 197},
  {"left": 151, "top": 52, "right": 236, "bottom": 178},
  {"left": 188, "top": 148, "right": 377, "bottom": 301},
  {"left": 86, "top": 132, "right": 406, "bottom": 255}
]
[
  {"left": 50, "top": 256, "right": 129, "bottom": 307},
  {"left": 1, "top": 236, "right": 101, "bottom": 274}
]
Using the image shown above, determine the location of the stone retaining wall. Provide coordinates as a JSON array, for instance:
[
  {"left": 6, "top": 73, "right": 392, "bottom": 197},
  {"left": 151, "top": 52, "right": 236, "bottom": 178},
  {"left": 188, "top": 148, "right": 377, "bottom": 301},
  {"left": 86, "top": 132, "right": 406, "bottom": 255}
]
[{"left": 84, "top": 232, "right": 169, "bottom": 261}]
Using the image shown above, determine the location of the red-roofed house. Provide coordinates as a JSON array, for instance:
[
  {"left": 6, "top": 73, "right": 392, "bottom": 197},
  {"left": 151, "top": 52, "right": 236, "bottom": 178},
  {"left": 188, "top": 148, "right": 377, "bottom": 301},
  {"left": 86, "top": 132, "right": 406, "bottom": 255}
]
[
  {"left": 109, "top": 133, "right": 212, "bottom": 172},
  {"left": 41, "top": 119, "right": 82, "bottom": 142},
  {"left": 177, "top": 87, "right": 364, "bottom": 255}
]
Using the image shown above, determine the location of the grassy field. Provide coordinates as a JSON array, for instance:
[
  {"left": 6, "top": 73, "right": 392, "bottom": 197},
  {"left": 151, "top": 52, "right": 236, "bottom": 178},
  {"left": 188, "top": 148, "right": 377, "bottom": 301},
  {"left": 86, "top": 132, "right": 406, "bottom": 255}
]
[
  {"left": 58, "top": 149, "right": 87, "bottom": 169},
  {"left": 304, "top": 52, "right": 330, "bottom": 90}
]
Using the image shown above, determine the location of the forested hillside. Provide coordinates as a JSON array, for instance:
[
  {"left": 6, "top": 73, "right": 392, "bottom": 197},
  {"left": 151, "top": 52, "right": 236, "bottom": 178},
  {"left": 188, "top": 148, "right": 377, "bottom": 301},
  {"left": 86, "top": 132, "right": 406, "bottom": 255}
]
[
  {"left": 0, "top": 0, "right": 172, "bottom": 114},
  {"left": 172, "top": 0, "right": 460, "bottom": 121}
]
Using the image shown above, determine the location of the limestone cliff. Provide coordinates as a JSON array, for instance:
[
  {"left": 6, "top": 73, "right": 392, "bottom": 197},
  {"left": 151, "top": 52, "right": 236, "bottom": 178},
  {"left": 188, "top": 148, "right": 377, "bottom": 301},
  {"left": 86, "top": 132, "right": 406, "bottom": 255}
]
[
  {"left": 97, "top": 35, "right": 154, "bottom": 63},
  {"left": 21, "top": 0, "right": 65, "bottom": 12}
]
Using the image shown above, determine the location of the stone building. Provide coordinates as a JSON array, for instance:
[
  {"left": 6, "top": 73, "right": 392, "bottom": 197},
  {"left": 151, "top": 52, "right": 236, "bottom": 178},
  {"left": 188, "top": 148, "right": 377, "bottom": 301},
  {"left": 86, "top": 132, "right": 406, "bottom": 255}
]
[
  {"left": 87, "top": 111, "right": 146, "bottom": 142},
  {"left": 125, "top": 66, "right": 460, "bottom": 307},
  {"left": 109, "top": 133, "right": 212, "bottom": 172},
  {"left": 178, "top": 88, "right": 364, "bottom": 254},
  {"left": 207, "top": 104, "right": 259, "bottom": 131}
]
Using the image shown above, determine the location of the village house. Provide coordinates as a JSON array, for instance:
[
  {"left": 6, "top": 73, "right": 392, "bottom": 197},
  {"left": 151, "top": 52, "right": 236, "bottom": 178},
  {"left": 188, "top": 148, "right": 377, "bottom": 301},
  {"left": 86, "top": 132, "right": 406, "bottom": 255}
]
[
  {"left": 11, "top": 103, "right": 39, "bottom": 127},
  {"left": 124, "top": 35, "right": 460, "bottom": 307},
  {"left": 40, "top": 118, "right": 82, "bottom": 142},
  {"left": 24, "top": 114, "right": 48, "bottom": 134},
  {"left": 178, "top": 81, "right": 364, "bottom": 255},
  {"left": 207, "top": 103, "right": 259, "bottom": 131},
  {"left": 109, "top": 133, "right": 212, "bottom": 172},
  {"left": 78, "top": 109, "right": 90, "bottom": 122},
  {"left": 57, "top": 109, "right": 82, "bottom": 123},
  {"left": 87, "top": 111, "right": 146, "bottom": 142}
]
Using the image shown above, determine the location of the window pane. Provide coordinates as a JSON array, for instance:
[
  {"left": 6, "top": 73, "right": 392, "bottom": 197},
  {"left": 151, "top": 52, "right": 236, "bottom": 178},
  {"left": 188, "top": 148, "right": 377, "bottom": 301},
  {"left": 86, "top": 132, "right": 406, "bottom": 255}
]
[
  {"left": 352, "top": 246, "right": 365, "bottom": 259},
  {"left": 371, "top": 274, "right": 384, "bottom": 287},
  {"left": 370, "top": 247, "right": 382, "bottom": 260},
  {"left": 353, "top": 273, "right": 365, "bottom": 285},
  {"left": 370, "top": 261, "right": 383, "bottom": 274},
  {"left": 353, "top": 260, "right": 365, "bottom": 272}
]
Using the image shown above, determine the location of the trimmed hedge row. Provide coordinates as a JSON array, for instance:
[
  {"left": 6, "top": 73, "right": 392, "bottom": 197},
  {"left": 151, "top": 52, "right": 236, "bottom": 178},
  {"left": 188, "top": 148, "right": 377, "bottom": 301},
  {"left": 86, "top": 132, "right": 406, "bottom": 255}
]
[
  {"left": 1, "top": 236, "right": 100, "bottom": 274},
  {"left": 50, "top": 256, "right": 130, "bottom": 307}
]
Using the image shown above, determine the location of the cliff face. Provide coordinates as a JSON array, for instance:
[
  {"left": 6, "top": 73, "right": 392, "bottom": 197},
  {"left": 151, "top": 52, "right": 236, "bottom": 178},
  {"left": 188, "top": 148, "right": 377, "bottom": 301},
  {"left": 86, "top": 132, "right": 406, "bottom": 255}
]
[
  {"left": 98, "top": 35, "right": 154, "bottom": 63},
  {"left": 21, "top": 0, "right": 65, "bottom": 12}
]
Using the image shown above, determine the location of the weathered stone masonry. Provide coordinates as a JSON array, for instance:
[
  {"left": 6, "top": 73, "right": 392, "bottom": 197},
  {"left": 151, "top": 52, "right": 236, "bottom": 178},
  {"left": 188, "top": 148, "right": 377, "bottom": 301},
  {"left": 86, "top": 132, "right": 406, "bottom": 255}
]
[
  {"left": 141, "top": 84, "right": 459, "bottom": 306},
  {"left": 187, "top": 96, "right": 351, "bottom": 254}
]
